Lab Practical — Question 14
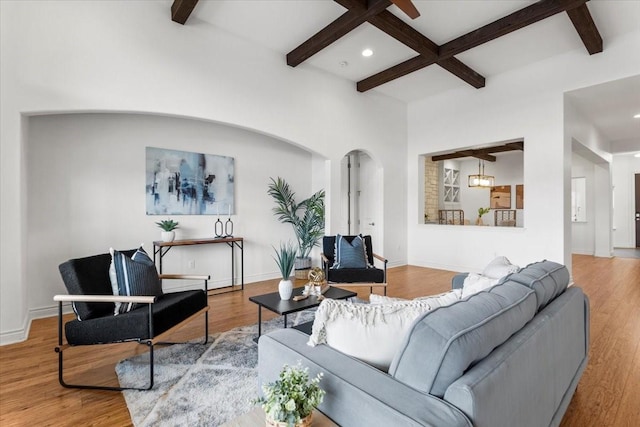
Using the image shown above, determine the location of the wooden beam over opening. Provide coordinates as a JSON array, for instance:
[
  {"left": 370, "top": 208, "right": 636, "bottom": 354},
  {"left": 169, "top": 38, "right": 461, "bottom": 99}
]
[
  {"left": 430, "top": 141, "right": 524, "bottom": 162},
  {"left": 566, "top": 4, "right": 603, "bottom": 54},
  {"left": 171, "top": 0, "right": 199, "bottom": 25}
]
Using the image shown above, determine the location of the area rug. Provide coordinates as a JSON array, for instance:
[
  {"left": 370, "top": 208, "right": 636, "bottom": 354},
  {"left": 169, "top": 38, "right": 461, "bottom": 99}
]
[{"left": 115, "top": 311, "right": 316, "bottom": 426}]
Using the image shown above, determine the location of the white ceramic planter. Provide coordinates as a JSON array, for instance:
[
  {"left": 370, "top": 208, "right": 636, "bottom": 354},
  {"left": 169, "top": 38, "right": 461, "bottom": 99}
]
[
  {"left": 161, "top": 231, "right": 175, "bottom": 242},
  {"left": 278, "top": 279, "right": 293, "bottom": 300}
]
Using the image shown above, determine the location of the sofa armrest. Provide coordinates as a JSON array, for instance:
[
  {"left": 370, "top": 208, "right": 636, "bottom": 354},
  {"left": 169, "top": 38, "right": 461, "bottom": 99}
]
[
  {"left": 451, "top": 273, "right": 468, "bottom": 290},
  {"left": 258, "top": 329, "right": 472, "bottom": 427}
]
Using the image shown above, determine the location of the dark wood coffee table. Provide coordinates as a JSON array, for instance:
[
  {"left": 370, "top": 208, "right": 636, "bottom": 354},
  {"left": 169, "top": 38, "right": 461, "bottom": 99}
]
[{"left": 249, "top": 286, "right": 357, "bottom": 341}]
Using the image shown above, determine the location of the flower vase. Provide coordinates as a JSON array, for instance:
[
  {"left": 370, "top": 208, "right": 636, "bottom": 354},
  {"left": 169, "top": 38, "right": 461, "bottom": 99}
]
[
  {"left": 475, "top": 217, "right": 484, "bottom": 226},
  {"left": 265, "top": 413, "right": 312, "bottom": 427},
  {"left": 278, "top": 279, "right": 293, "bottom": 300},
  {"left": 161, "top": 231, "right": 175, "bottom": 242}
]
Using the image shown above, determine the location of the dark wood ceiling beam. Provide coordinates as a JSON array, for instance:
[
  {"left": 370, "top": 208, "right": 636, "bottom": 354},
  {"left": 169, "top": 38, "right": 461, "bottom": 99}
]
[
  {"left": 439, "top": 0, "right": 588, "bottom": 58},
  {"left": 368, "top": 11, "right": 439, "bottom": 61},
  {"left": 430, "top": 142, "right": 524, "bottom": 162},
  {"left": 287, "top": 0, "right": 391, "bottom": 67},
  {"left": 566, "top": 4, "right": 603, "bottom": 54},
  {"left": 357, "top": 55, "right": 430, "bottom": 92},
  {"left": 472, "top": 153, "right": 497, "bottom": 162},
  {"left": 171, "top": 0, "right": 199, "bottom": 25},
  {"left": 368, "top": 11, "right": 485, "bottom": 88},
  {"left": 358, "top": 0, "right": 596, "bottom": 92},
  {"left": 437, "top": 57, "right": 485, "bottom": 89}
]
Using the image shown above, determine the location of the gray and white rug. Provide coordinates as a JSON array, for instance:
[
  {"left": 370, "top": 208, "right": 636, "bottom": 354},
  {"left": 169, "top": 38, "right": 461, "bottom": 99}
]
[{"left": 116, "top": 311, "right": 316, "bottom": 426}]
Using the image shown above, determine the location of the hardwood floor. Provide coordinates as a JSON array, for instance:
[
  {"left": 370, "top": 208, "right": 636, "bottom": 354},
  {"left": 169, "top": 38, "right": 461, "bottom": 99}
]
[{"left": 0, "top": 255, "right": 638, "bottom": 426}]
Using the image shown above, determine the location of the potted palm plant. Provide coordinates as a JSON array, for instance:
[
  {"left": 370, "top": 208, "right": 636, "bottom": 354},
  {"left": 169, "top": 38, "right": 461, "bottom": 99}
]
[
  {"left": 267, "top": 177, "right": 325, "bottom": 278},
  {"left": 156, "top": 219, "right": 179, "bottom": 242},
  {"left": 273, "top": 242, "right": 297, "bottom": 300},
  {"left": 255, "top": 363, "right": 325, "bottom": 427}
]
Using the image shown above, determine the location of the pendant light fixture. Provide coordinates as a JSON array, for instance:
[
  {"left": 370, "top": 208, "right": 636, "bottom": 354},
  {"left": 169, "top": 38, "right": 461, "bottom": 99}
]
[{"left": 468, "top": 159, "right": 495, "bottom": 188}]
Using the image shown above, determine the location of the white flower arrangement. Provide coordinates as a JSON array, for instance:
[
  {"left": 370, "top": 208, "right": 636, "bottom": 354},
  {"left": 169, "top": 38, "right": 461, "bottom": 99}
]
[{"left": 255, "top": 362, "right": 325, "bottom": 426}]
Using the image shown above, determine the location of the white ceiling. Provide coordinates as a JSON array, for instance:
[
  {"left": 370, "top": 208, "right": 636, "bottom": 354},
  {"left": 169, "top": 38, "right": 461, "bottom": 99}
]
[{"left": 188, "top": 0, "right": 640, "bottom": 153}]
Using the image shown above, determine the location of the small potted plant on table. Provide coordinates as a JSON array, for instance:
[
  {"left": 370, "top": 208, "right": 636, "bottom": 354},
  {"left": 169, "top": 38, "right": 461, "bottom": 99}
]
[
  {"left": 156, "top": 219, "right": 179, "bottom": 242},
  {"left": 256, "top": 363, "right": 325, "bottom": 427},
  {"left": 273, "top": 242, "right": 297, "bottom": 300},
  {"left": 476, "top": 207, "right": 490, "bottom": 226}
]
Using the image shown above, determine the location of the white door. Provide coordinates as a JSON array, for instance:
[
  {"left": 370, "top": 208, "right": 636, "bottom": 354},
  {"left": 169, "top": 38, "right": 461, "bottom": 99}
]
[{"left": 357, "top": 152, "right": 382, "bottom": 249}]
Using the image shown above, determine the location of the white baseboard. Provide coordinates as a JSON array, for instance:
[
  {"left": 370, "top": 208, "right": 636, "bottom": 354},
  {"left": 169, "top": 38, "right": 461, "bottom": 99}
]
[
  {"left": 0, "top": 304, "right": 74, "bottom": 346},
  {"left": 0, "top": 272, "right": 285, "bottom": 346}
]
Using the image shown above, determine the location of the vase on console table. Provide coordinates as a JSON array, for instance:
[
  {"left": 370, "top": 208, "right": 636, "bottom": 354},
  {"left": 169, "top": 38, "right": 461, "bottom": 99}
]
[{"left": 161, "top": 231, "right": 175, "bottom": 242}]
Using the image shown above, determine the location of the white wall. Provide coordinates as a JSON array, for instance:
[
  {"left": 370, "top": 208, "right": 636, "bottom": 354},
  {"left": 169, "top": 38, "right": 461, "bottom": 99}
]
[
  {"left": 565, "top": 97, "right": 615, "bottom": 258},
  {"left": 571, "top": 153, "right": 597, "bottom": 254},
  {"left": 26, "top": 113, "right": 318, "bottom": 316},
  {"left": 613, "top": 154, "right": 640, "bottom": 247},
  {"left": 408, "top": 30, "right": 640, "bottom": 274},
  {"left": 0, "top": 1, "right": 407, "bottom": 343}
]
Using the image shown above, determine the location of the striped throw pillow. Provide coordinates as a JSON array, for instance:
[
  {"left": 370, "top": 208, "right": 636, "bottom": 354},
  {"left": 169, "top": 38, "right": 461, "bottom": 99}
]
[{"left": 110, "top": 246, "right": 163, "bottom": 315}]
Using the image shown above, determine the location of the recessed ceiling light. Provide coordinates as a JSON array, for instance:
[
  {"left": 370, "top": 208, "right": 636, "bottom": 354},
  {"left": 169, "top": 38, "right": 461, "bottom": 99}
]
[
  {"left": 361, "top": 48, "right": 373, "bottom": 57},
  {"left": 634, "top": 113, "right": 640, "bottom": 119},
  {"left": 635, "top": 153, "right": 640, "bottom": 158},
  {"left": 339, "top": 61, "right": 348, "bottom": 68}
]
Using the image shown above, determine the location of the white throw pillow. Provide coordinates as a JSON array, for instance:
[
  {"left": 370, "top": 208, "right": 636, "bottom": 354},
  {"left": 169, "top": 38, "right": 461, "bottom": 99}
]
[
  {"left": 308, "top": 299, "right": 433, "bottom": 371},
  {"left": 416, "top": 289, "right": 463, "bottom": 307},
  {"left": 461, "top": 273, "right": 499, "bottom": 297},
  {"left": 370, "top": 290, "right": 462, "bottom": 307},
  {"left": 481, "top": 256, "right": 520, "bottom": 279},
  {"left": 369, "top": 294, "right": 407, "bottom": 304}
]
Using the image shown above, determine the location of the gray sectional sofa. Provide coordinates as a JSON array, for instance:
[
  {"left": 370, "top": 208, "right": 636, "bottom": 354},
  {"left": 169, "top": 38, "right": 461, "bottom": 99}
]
[{"left": 258, "top": 261, "right": 589, "bottom": 427}]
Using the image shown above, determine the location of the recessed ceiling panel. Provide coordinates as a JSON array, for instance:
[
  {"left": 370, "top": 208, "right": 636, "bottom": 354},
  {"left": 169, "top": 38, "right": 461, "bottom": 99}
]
[{"left": 306, "top": 24, "right": 417, "bottom": 82}]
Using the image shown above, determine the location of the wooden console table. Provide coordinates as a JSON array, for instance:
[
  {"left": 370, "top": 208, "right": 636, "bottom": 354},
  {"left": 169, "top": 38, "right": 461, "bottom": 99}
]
[{"left": 153, "top": 237, "right": 244, "bottom": 291}]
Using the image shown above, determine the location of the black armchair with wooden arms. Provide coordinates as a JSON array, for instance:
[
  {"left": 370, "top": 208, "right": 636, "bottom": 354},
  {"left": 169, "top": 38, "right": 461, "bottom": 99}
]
[
  {"left": 55, "top": 248, "right": 209, "bottom": 391},
  {"left": 321, "top": 235, "right": 388, "bottom": 295}
]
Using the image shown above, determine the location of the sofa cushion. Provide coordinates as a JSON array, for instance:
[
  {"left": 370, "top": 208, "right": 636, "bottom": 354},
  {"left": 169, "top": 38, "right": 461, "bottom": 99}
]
[
  {"left": 65, "top": 289, "right": 206, "bottom": 345},
  {"left": 506, "top": 260, "right": 570, "bottom": 311},
  {"left": 388, "top": 281, "right": 537, "bottom": 397},
  {"left": 328, "top": 267, "right": 384, "bottom": 283}
]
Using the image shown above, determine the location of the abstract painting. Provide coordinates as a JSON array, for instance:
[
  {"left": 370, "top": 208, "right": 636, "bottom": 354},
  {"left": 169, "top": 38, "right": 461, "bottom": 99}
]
[{"left": 146, "top": 147, "right": 234, "bottom": 215}]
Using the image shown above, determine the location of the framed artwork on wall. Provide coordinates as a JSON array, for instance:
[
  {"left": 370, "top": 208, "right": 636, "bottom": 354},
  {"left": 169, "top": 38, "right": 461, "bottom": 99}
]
[
  {"left": 490, "top": 185, "right": 511, "bottom": 209},
  {"left": 145, "top": 147, "right": 235, "bottom": 215},
  {"left": 516, "top": 184, "right": 524, "bottom": 209}
]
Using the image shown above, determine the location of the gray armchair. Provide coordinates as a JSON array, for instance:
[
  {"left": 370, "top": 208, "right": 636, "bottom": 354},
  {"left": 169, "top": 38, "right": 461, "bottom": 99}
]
[{"left": 55, "top": 249, "right": 209, "bottom": 391}]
